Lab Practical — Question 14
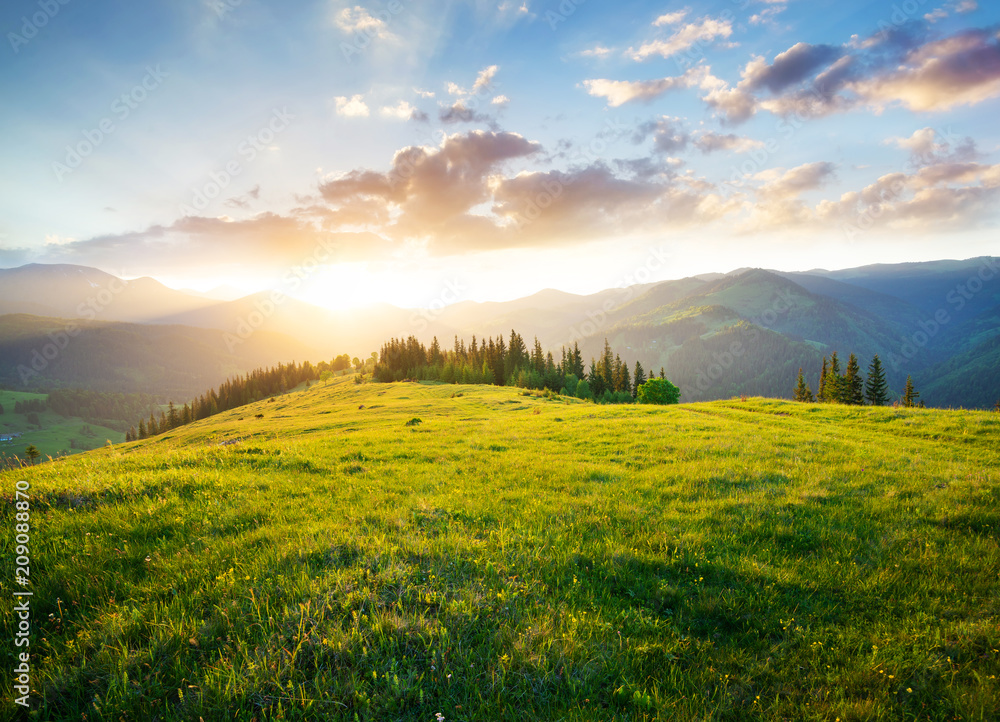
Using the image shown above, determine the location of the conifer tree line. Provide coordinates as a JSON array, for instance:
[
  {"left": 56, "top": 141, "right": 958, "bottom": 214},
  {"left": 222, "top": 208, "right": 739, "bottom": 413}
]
[
  {"left": 125, "top": 360, "right": 329, "bottom": 441},
  {"left": 13, "top": 399, "right": 47, "bottom": 414},
  {"left": 794, "top": 352, "right": 923, "bottom": 407},
  {"left": 374, "top": 331, "right": 674, "bottom": 404}
]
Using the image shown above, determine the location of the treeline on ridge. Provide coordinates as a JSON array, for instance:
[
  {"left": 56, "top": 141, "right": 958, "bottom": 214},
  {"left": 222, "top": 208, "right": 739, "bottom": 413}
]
[
  {"left": 123, "top": 355, "right": 364, "bottom": 441},
  {"left": 793, "top": 352, "right": 924, "bottom": 407},
  {"left": 374, "top": 330, "right": 678, "bottom": 404},
  {"left": 1, "top": 390, "right": 161, "bottom": 431}
]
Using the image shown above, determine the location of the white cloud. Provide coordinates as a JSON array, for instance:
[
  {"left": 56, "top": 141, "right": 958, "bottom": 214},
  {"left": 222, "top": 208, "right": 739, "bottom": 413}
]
[
  {"left": 380, "top": 100, "right": 416, "bottom": 119},
  {"left": 447, "top": 66, "right": 500, "bottom": 99},
  {"left": 335, "top": 6, "right": 395, "bottom": 40},
  {"left": 582, "top": 67, "right": 707, "bottom": 107},
  {"left": 653, "top": 9, "right": 689, "bottom": 26},
  {"left": 491, "top": 95, "right": 510, "bottom": 106},
  {"left": 694, "top": 132, "right": 766, "bottom": 154},
  {"left": 497, "top": 1, "right": 533, "bottom": 20},
  {"left": 334, "top": 94, "right": 370, "bottom": 117},
  {"left": 472, "top": 65, "right": 499, "bottom": 94},
  {"left": 579, "top": 45, "right": 613, "bottom": 59},
  {"left": 630, "top": 16, "right": 733, "bottom": 61}
]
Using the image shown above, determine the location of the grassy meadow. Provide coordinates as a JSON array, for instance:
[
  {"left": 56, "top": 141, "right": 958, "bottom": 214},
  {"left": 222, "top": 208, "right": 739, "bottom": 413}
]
[
  {"left": 0, "top": 389, "right": 124, "bottom": 465},
  {"left": 2, "top": 376, "right": 999, "bottom": 720}
]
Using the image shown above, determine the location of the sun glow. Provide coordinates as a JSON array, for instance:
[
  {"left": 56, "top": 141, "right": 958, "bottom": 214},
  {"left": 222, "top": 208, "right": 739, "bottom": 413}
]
[{"left": 299, "top": 263, "right": 443, "bottom": 311}]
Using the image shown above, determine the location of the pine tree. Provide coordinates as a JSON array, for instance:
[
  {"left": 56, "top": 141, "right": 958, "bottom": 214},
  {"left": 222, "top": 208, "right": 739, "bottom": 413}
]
[
  {"left": 633, "top": 361, "right": 646, "bottom": 399},
  {"left": 588, "top": 357, "right": 606, "bottom": 397},
  {"left": 794, "top": 367, "right": 814, "bottom": 402},
  {"left": 138, "top": 419, "right": 147, "bottom": 440},
  {"left": 531, "top": 337, "right": 545, "bottom": 374},
  {"left": 610, "top": 354, "right": 628, "bottom": 393},
  {"left": 864, "top": 354, "right": 889, "bottom": 406},
  {"left": 828, "top": 352, "right": 843, "bottom": 403},
  {"left": 818, "top": 357, "right": 829, "bottom": 402},
  {"left": 903, "top": 375, "right": 920, "bottom": 408},
  {"left": 659, "top": 367, "right": 666, "bottom": 380},
  {"left": 843, "top": 353, "right": 864, "bottom": 405},
  {"left": 167, "top": 401, "right": 180, "bottom": 430},
  {"left": 617, "top": 356, "right": 631, "bottom": 395},
  {"left": 428, "top": 337, "right": 443, "bottom": 366}
]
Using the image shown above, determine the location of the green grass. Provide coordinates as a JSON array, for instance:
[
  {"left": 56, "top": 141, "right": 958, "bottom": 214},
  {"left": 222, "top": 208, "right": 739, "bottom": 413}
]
[
  {"left": 2, "top": 377, "right": 999, "bottom": 720},
  {"left": 0, "top": 389, "right": 124, "bottom": 463}
]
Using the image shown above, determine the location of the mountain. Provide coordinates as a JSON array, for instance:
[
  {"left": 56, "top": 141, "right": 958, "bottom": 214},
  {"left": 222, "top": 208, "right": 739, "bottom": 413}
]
[
  {"left": 774, "top": 271, "right": 925, "bottom": 329},
  {"left": 0, "top": 264, "right": 215, "bottom": 322},
  {"left": 815, "top": 256, "right": 1000, "bottom": 317},
  {"left": 1, "top": 257, "right": 997, "bottom": 407},
  {"left": 0, "top": 314, "right": 318, "bottom": 400},
  {"left": 571, "top": 269, "right": 915, "bottom": 402}
]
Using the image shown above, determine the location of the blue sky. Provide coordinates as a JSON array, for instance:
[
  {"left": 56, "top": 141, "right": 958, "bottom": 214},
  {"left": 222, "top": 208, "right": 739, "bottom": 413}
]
[{"left": 1, "top": 0, "right": 998, "bottom": 308}]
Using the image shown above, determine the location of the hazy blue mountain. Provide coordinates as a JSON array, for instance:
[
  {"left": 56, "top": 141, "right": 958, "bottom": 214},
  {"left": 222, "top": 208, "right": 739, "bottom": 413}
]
[
  {"left": 0, "top": 314, "right": 318, "bottom": 400},
  {"left": 1, "top": 258, "right": 997, "bottom": 407}
]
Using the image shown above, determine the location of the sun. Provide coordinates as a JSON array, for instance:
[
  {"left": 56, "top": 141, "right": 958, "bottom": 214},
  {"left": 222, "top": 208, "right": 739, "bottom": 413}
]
[{"left": 299, "top": 263, "right": 432, "bottom": 311}]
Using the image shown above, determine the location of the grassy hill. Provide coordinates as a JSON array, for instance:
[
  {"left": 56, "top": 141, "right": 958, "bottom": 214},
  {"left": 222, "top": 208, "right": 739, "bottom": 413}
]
[
  {"left": 0, "top": 389, "right": 124, "bottom": 464},
  {"left": 2, "top": 378, "right": 999, "bottom": 720}
]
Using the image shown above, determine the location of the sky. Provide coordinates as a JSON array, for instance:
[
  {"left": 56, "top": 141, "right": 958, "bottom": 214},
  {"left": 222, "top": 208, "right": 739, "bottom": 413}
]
[{"left": 1, "top": 0, "right": 999, "bottom": 310}]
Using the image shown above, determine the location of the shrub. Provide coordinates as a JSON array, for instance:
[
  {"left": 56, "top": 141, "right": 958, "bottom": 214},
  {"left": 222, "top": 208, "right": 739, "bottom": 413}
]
[{"left": 637, "top": 377, "right": 681, "bottom": 405}]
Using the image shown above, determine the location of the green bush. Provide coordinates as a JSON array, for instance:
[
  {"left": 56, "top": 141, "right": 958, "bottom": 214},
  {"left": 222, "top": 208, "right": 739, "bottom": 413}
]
[{"left": 637, "top": 377, "right": 680, "bottom": 405}]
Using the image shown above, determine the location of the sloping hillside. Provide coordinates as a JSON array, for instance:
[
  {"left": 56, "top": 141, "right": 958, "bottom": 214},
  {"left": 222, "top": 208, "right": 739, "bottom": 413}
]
[{"left": 2, "top": 378, "right": 998, "bottom": 720}]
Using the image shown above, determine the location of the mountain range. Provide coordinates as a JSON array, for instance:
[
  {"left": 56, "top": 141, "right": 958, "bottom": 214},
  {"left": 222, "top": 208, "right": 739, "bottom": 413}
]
[{"left": 0, "top": 257, "right": 997, "bottom": 407}]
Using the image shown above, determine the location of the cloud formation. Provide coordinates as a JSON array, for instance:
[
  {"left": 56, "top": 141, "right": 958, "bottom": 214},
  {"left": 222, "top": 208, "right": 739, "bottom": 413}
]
[
  {"left": 629, "top": 15, "right": 733, "bottom": 61},
  {"left": 887, "top": 127, "right": 979, "bottom": 167},
  {"left": 592, "top": 18, "right": 1000, "bottom": 125},
  {"left": 582, "top": 67, "right": 706, "bottom": 107},
  {"left": 335, "top": 6, "right": 396, "bottom": 41},
  {"left": 380, "top": 100, "right": 418, "bottom": 120},
  {"left": 334, "top": 95, "right": 370, "bottom": 117}
]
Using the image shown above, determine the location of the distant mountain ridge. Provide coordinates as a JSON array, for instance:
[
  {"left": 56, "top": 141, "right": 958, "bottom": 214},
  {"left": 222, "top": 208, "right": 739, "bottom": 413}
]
[{"left": 1, "top": 257, "right": 997, "bottom": 407}]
